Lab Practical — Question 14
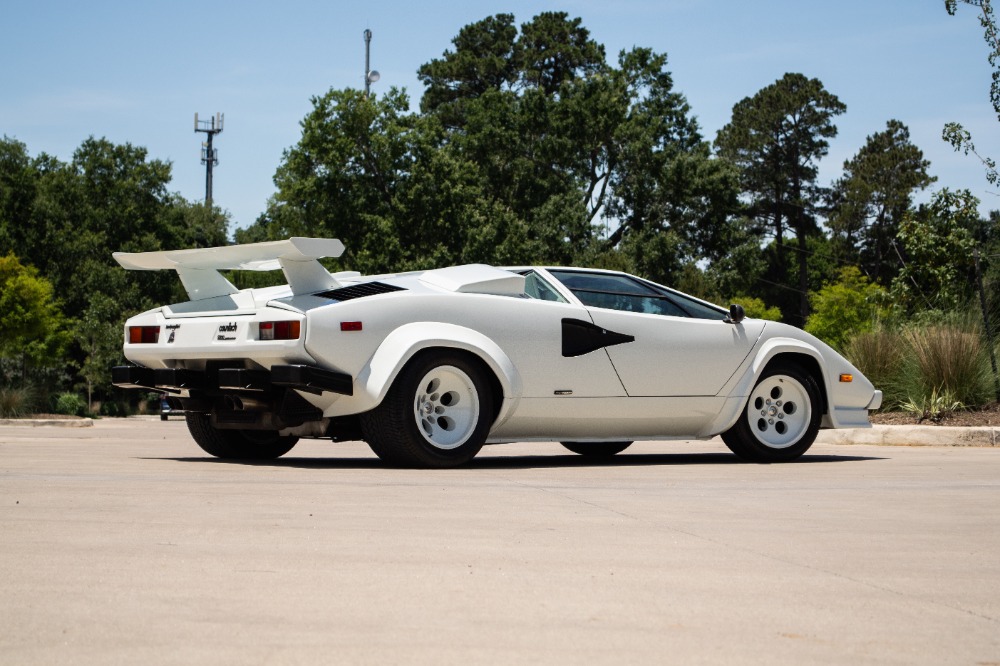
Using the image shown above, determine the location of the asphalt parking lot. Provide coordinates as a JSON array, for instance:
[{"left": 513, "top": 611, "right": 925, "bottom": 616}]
[{"left": 1, "top": 419, "right": 998, "bottom": 665}]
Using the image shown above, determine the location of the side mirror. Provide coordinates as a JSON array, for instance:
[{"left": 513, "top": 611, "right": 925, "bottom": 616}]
[{"left": 726, "top": 303, "right": 745, "bottom": 325}]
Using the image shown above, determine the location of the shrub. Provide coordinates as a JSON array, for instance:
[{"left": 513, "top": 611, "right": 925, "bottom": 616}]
[
  {"left": 0, "top": 386, "right": 35, "bottom": 418},
  {"left": 53, "top": 392, "right": 87, "bottom": 417},
  {"left": 900, "top": 388, "right": 964, "bottom": 423},
  {"left": 844, "top": 329, "right": 906, "bottom": 401},
  {"left": 902, "top": 322, "right": 992, "bottom": 408},
  {"left": 99, "top": 401, "right": 130, "bottom": 417},
  {"left": 844, "top": 316, "right": 995, "bottom": 410},
  {"left": 806, "top": 267, "right": 889, "bottom": 351}
]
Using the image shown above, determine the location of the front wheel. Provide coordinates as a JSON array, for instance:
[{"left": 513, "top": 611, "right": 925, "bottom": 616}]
[
  {"left": 721, "top": 363, "right": 821, "bottom": 463},
  {"left": 360, "top": 351, "right": 494, "bottom": 468},
  {"left": 185, "top": 413, "right": 298, "bottom": 460}
]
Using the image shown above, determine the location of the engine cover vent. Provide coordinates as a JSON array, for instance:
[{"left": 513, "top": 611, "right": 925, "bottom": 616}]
[{"left": 315, "top": 282, "right": 406, "bottom": 302}]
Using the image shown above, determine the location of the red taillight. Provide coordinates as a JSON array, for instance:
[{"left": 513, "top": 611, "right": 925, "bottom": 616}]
[
  {"left": 128, "top": 326, "right": 160, "bottom": 344},
  {"left": 258, "top": 320, "right": 300, "bottom": 341}
]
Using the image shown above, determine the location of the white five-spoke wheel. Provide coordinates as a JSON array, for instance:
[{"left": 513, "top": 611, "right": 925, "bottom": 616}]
[
  {"left": 746, "top": 374, "right": 811, "bottom": 449},
  {"left": 360, "top": 351, "right": 494, "bottom": 468},
  {"left": 721, "top": 362, "right": 821, "bottom": 463},
  {"left": 413, "top": 365, "right": 481, "bottom": 450}
]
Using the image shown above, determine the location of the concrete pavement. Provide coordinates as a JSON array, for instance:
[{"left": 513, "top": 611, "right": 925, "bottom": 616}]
[
  {"left": 1, "top": 419, "right": 998, "bottom": 665},
  {"left": 7, "top": 414, "right": 1000, "bottom": 446}
]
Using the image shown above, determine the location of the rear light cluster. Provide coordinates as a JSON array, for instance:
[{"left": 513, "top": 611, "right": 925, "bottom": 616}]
[
  {"left": 259, "top": 321, "right": 300, "bottom": 340},
  {"left": 128, "top": 326, "right": 160, "bottom": 344}
]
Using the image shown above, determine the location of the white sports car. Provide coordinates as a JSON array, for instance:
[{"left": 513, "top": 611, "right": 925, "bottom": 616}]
[{"left": 112, "top": 237, "right": 882, "bottom": 467}]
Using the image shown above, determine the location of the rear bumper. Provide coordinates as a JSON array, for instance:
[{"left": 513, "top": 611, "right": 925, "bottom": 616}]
[{"left": 112, "top": 364, "right": 353, "bottom": 396}]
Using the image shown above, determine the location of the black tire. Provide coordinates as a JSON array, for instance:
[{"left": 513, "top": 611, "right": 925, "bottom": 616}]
[
  {"left": 160, "top": 413, "right": 168, "bottom": 421},
  {"left": 561, "top": 441, "right": 632, "bottom": 457},
  {"left": 721, "top": 362, "right": 821, "bottom": 463},
  {"left": 360, "top": 351, "right": 494, "bottom": 468},
  {"left": 184, "top": 412, "right": 298, "bottom": 460}
]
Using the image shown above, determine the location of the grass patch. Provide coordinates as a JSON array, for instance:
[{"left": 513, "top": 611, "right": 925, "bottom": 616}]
[
  {"left": 845, "top": 316, "right": 995, "bottom": 410},
  {"left": 0, "top": 386, "right": 36, "bottom": 418}
]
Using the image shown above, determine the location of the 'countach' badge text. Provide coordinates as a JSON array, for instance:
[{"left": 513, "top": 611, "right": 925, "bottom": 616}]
[{"left": 217, "top": 322, "right": 238, "bottom": 341}]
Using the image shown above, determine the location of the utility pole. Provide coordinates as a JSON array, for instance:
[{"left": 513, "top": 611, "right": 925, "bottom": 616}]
[
  {"left": 195, "top": 112, "right": 224, "bottom": 206},
  {"left": 364, "top": 29, "right": 380, "bottom": 96}
]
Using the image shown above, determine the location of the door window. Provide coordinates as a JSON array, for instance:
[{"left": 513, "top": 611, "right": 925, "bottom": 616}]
[{"left": 549, "top": 270, "right": 722, "bottom": 319}]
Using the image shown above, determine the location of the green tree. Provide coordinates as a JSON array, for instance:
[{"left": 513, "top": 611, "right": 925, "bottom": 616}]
[
  {"left": 0, "top": 137, "right": 228, "bottom": 401},
  {"left": 248, "top": 12, "right": 740, "bottom": 284},
  {"left": 516, "top": 11, "right": 606, "bottom": 95},
  {"left": 0, "top": 254, "right": 70, "bottom": 380},
  {"left": 601, "top": 49, "right": 740, "bottom": 284},
  {"left": 417, "top": 14, "right": 519, "bottom": 123},
  {"left": 715, "top": 73, "right": 846, "bottom": 325},
  {"left": 805, "top": 266, "right": 890, "bottom": 351},
  {"left": 944, "top": 0, "right": 1000, "bottom": 186},
  {"left": 76, "top": 293, "right": 124, "bottom": 411},
  {"left": 828, "top": 120, "right": 935, "bottom": 285},
  {"left": 0, "top": 137, "right": 39, "bottom": 259},
  {"left": 892, "top": 189, "right": 981, "bottom": 314},
  {"left": 9, "top": 137, "right": 228, "bottom": 319},
  {"left": 418, "top": 12, "right": 613, "bottom": 264}
]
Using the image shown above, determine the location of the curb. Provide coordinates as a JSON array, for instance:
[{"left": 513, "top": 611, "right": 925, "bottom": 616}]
[
  {"left": 0, "top": 418, "right": 94, "bottom": 428},
  {"left": 817, "top": 425, "right": 999, "bottom": 447}
]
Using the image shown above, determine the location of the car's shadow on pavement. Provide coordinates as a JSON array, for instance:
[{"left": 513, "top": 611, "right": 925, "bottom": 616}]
[{"left": 149, "top": 452, "right": 885, "bottom": 470}]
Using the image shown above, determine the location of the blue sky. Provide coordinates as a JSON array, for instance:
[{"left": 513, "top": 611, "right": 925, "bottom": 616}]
[{"left": 3, "top": 0, "right": 996, "bottom": 235}]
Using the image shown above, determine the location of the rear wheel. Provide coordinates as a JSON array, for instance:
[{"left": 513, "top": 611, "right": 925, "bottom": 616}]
[
  {"left": 185, "top": 412, "right": 298, "bottom": 460},
  {"left": 561, "top": 441, "right": 632, "bottom": 457},
  {"left": 361, "top": 351, "right": 493, "bottom": 468},
  {"left": 721, "top": 363, "right": 821, "bottom": 463}
]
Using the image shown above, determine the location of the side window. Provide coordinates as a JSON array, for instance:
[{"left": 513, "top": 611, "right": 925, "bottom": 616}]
[
  {"left": 520, "top": 270, "right": 568, "bottom": 303},
  {"left": 662, "top": 290, "right": 729, "bottom": 320},
  {"left": 548, "top": 270, "right": 723, "bottom": 319}
]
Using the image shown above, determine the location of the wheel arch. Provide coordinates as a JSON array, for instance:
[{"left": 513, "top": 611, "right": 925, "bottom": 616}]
[
  {"left": 705, "top": 338, "right": 831, "bottom": 436},
  {"left": 764, "top": 351, "right": 829, "bottom": 416},
  {"left": 402, "top": 347, "right": 506, "bottom": 425},
  {"left": 351, "top": 322, "right": 521, "bottom": 427}
]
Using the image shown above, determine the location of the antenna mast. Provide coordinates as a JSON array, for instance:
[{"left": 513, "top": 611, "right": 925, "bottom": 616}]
[
  {"left": 364, "top": 29, "right": 380, "bottom": 96},
  {"left": 194, "top": 112, "right": 224, "bottom": 206}
]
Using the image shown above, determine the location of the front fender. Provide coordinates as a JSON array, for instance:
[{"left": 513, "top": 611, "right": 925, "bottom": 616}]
[
  {"left": 702, "top": 337, "right": 830, "bottom": 437},
  {"left": 324, "top": 322, "right": 522, "bottom": 424}
]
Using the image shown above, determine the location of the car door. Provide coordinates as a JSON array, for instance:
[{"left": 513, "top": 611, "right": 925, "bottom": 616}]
[{"left": 546, "top": 270, "right": 765, "bottom": 397}]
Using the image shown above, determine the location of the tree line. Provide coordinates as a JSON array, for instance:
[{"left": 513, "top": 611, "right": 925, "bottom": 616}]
[
  {"left": 0, "top": 137, "right": 227, "bottom": 410},
  {"left": 1, "top": 10, "right": 998, "bottom": 413}
]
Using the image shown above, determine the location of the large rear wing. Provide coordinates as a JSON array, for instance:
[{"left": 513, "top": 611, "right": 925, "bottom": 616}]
[{"left": 113, "top": 237, "right": 346, "bottom": 300}]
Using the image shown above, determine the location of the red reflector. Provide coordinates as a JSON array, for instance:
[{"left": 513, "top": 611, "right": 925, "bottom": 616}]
[
  {"left": 128, "top": 326, "right": 160, "bottom": 344},
  {"left": 340, "top": 321, "right": 363, "bottom": 332},
  {"left": 276, "top": 320, "right": 300, "bottom": 340},
  {"left": 259, "top": 320, "right": 300, "bottom": 340}
]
